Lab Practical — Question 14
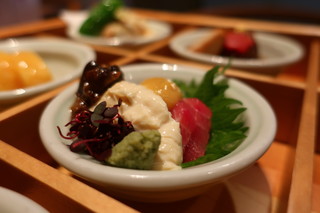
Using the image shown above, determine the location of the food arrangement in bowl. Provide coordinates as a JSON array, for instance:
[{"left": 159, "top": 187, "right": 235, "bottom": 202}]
[
  {"left": 170, "top": 28, "right": 304, "bottom": 72},
  {"left": 61, "top": 0, "right": 171, "bottom": 46},
  {"left": 40, "top": 62, "right": 276, "bottom": 202},
  {"left": 57, "top": 61, "right": 247, "bottom": 170}
]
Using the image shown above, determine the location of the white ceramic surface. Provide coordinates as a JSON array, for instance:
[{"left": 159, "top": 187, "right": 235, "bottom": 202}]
[
  {"left": 39, "top": 63, "right": 276, "bottom": 202},
  {"left": 0, "top": 37, "right": 96, "bottom": 104},
  {"left": 169, "top": 29, "right": 304, "bottom": 71},
  {"left": 61, "top": 10, "right": 172, "bottom": 46},
  {"left": 0, "top": 187, "right": 48, "bottom": 213}
]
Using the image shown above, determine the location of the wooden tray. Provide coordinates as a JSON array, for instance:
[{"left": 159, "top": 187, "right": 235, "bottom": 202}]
[{"left": 0, "top": 9, "right": 319, "bottom": 213}]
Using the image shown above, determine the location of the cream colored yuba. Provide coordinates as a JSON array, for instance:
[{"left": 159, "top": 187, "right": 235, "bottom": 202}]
[{"left": 96, "top": 81, "right": 183, "bottom": 170}]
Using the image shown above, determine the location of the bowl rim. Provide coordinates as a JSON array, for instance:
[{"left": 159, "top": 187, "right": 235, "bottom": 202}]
[
  {"left": 0, "top": 186, "right": 48, "bottom": 213},
  {"left": 39, "top": 63, "right": 277, "bottom": 190}
]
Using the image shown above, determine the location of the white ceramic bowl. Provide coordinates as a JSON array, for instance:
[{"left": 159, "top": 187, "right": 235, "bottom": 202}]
[
  {"left": 39, "top": 63, "right": 276, "bottom": 202},
  {"left": 0, "top": 37, "right": 96, "bottom": 105},
  {"left": 170, "top": 29, "right": 304, "bottom": 73},
  {"left": 0, "top": 187, "right": 48, "bottom": 213}
]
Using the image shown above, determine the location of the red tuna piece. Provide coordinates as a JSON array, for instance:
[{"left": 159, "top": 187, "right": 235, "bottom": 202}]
[
  {"left": 171, "top": 98, "right": 212, "bottom": 162},
  {"left": 221, "top": 31, "right": 258, "bottom": 58}
]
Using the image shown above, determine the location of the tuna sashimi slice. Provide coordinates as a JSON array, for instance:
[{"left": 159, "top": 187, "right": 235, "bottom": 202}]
[{"left": 171, "top": 98, "right": 212, "bottom": 162}]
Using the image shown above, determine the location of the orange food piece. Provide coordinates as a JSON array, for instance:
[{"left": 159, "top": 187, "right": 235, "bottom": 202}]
[
  {"left": 0, "top": 52, "right": 23, "bottom": 90},
  {"left": 14, "top": 51, "right": 52, "bottom": 87},
  {"left": 0, "top": 51, "right": 52, "bottom": 91},
  {"left": 141, "top": 77, "right": 182, "bottom": 110},
  {"left": 190, "top": 29, "right": 226, "bottom": 55}
]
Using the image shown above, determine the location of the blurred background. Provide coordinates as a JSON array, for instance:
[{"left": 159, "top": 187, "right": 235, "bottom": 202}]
[{"left": 0, "top": 0, "right": 320, "bottom": 27}]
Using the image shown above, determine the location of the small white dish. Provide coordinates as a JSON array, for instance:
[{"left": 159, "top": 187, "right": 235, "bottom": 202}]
[
  {"left": 39, "top": 63, "right": 276, "bottom": 202},
  {"left": 0, "top": 186, "right": 48, "bottom": 213},
  {"left": 169, "top": 28, "right": 304, "bottom": 71},
  {"left": 60, "top": 10, "right": 172, "bottom": 46},
  {"left": 0, "top": 37, "right": 96, "bottom": 104}
]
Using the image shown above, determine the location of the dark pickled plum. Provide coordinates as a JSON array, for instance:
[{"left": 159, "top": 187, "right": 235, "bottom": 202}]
[{"left": 71, "top": 61, "right": 124, "bottom": 118}]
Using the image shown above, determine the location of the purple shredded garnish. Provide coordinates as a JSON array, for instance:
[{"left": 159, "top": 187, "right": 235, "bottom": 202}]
[{"left": 57, "top": 100, "right": 135, "bottom": 161}]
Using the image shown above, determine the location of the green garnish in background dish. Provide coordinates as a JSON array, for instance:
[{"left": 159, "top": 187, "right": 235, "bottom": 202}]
[
  {"left": 79, "top": 0, "right": 123, "bottom": 36},
  {"left": 174, "top": 66, "right": 248, "bottom": 168}
]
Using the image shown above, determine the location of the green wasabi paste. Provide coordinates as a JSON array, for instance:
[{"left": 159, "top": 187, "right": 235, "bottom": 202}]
[{"left": 106, "top": 130, "right": 161, "bottom": 170}]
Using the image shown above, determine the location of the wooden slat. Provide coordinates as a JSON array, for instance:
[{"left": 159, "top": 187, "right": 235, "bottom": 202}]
[
  {"left": 134, "top": 9, "right": 320, "bottom": 37},
  {"left": 140, "top": 53, "right": 306, "bottom": 90},
  {"left": 0, "top": 140, "right": 138, "bottom": 213},
  {"left": 0, "top": 18, "right": 65, "bottom": 39},
  {"left": 287, "top": 39, "right": 319, "bottom": 213},
  {"left": 0, "top": 80, "right": 76, "bottom": 121},
  {"left": 91, "top": 44, "right": 135, "bottom": 56}
]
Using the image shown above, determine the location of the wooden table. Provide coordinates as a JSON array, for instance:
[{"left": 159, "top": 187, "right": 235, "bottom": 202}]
[{"left": 0, "top": 9, "right": 319, "bottom": 213}]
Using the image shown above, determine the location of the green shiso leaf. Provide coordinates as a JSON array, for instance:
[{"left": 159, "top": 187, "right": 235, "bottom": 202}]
[
  {"left": 174, "top": 66, "right": 248, "bottom": 168},
  {"left": 174, "top": 79, "right": 198, "bottom": 98}
]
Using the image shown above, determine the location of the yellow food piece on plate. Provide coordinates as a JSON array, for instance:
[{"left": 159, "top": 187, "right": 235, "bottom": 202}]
[
  {"left": 141, "top": 77, "right": 182, "bottom": 110},
  {"left": 0, "top": 51, "right": 52, "bottom": 91},
  {"left": 14, "top": 51, "right": 52, "bottom": 87},
  {"left": 0, "top": 52, "right": 23, "bottom": 90}
]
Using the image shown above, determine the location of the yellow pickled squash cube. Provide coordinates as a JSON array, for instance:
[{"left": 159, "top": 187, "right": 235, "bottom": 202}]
[
  {"left": 0, "top": 52, "right": 23, "bottom": 91},
  {"left": 14, "top": 51, "right": 52, "bottom": 87},
  {"left": 141, "top": 77, "right": 182, "bottom": 110}
]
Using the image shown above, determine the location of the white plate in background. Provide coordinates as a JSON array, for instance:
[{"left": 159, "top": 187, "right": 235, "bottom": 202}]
[
  {"left": 0, "top": 37, "right": 96, "bottom": 104},
  {"left": 0, "top": 187, "right": 48, "bottom": 213},
  {"left": 61, "top": 10, "right": 172, "bottom": 46},
  {"left": 169, "top": 28, "right": 304, "bottom": 71}
]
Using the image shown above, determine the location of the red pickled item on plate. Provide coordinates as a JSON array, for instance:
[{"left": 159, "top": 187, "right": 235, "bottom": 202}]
[
  {"left": 221, "top": 31, "right": 258, "bottom": 58},
  {"left": 171, "top": 98, "right": 212, "bottom": 162}
]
